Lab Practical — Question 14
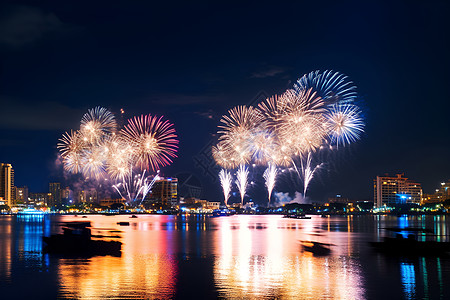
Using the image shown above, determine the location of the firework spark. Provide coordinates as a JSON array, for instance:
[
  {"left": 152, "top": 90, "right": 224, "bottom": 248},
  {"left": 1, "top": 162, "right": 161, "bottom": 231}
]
[
  {"left": 58, "top": 108, "right": 178, "bottom": 206},
  {"left": 295, "top": 70, "right": 357, "bottom": 105},
  {"left": 326, "top": 104, "right": 365, "bottom": 147},
  {"left": 235, "top": 164, "right": 249, "bottom": 206},
  {"left": 263, "top": 163, "right": 278, "bottom": 204},
  {"left": 300, "top": 152, "right": 322, "bottom": 196},
  {"left": 57, "top": 130, "right": 86, "bottom": 174},
  {"left": 219, "top": 169, "right": 232, "bottom": 206},
  {"left": 80, "top": 106, "right": 117, "bottom": 144},
  {"left": 121, "top": 114, "right": 178, "bottom": 171},
  {"left": 213, "top": 70, "right": 364, "bottom": 201}
]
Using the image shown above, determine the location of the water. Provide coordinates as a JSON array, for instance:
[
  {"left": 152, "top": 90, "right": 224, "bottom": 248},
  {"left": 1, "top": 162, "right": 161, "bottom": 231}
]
[{"left": 1, "top": 214, "right": 450, "bottom": 299}]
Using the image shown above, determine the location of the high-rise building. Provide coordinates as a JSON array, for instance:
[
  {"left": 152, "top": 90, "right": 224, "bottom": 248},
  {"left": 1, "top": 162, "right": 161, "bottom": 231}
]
[
  {"left": 49, "top": 183, "right": 62, "bottom": 207},
  {"left": 61, "top": 187, "right": 73, "bottom": 204},
  {"left": 0, "top": 163, "right": 14, "bottom": 206},
  {"left": 146, "top": 177, "right": 178, "bottom": 207},
  {"left": 77, "top": 189, "right": 98, "bottom": 203},
  {"left": 374, "top": 174, "right": 422, "bottom": 208}
]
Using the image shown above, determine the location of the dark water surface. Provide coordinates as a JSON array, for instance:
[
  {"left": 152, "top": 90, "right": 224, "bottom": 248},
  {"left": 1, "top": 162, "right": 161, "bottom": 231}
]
[{"left": 1, "top": 214, "right": 450, "bottom": 299}]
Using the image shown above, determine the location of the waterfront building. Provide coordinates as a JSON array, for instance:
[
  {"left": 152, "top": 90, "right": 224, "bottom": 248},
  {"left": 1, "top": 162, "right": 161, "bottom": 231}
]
[
  {"left": 422, "top": 180, "right": 450, "bottom": 204},
  {"left": 61, "top": 187, "right": 73, "bottom": 204},
  {"left": 29, "top": 192, "right": 50, "bottom": 206},
  {"left": 0, "top": 163, "right": 14, "bottom": 206},
  {"left": 146, "top": 177, "right": 178, "bottom": 207},
  {"left": 49, "top": 182, "right": 62, "bottom": 207},
  {"left": 15, "top": 186, "right": 28, "bottom": 204},
  {"left": 77, "top": 189, "right": 98, "bottom": 203},
  {"left": 374, "top": 174, "right": 422, "bottom": 208},
  {"left": 328, "top": 194, "right": 349, "bottom": 204}
]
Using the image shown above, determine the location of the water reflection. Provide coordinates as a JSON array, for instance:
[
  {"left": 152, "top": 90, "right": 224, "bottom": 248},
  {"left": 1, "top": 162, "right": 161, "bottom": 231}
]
[
  {"left": 213, "top": 216, "right": 365, "bottom": 299},
  {"left": 1, "top": 214, "right": 450, "bottom": 299}
]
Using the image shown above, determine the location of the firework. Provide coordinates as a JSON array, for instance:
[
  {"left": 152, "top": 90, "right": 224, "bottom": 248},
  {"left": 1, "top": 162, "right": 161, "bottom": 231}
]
[
  {"left": 263, "top": 163, "right": 278, "bottom": 204},
  {"left": 58, "top": 107, "right": 178, "bottom": 206},
  {"left": 102, "top": 135, "right": 133, "bottom": 180},
  {"left": 121, "top": 114, "right": 178, "bottom": 171},
  {"left": 57, "top": 130, "right": 86, "bottom": 174},
  {"left": 219, "top": 169, "right": 232, "bottom": 206},
  {"left": 112, "top": 170, "right": 160, "bottom": 204},
  {"left": 81, "top": 144, "right": 107, "bottom": 180},
  {"left": 326, "top": 104, "right": 364, "bottom": 147},
  {"left": 80, "top": 106, "right": 117, "bottom": 144},
  {"left": 300, "top": 152, "right": 322, "bottom": 196},
  {"left": 218, "top": 106, "right": 264, "bottom": 166},
  {"left": 295, "top": 70, "right": 357, "bottom": 105},
  {"left": 235, "top": 164, "right": 249, "bottom": 206},
  {"left": 213, "top": 70, "right": 364, "bottom": 200}
]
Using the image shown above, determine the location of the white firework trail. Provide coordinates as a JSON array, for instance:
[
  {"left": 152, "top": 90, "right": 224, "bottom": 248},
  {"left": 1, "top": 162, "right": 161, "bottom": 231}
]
[
  {"left": 301, "top": 152, "right": 322, "bottom": 196},
  {"left": 235, "top": 164, "right": 249, "bottom": 206},
  {"left": 263, "top": 163, "right": 278, "bottom": 205},
  {"left": 219, "top": 169, "right": 232, "bottom": 206}
]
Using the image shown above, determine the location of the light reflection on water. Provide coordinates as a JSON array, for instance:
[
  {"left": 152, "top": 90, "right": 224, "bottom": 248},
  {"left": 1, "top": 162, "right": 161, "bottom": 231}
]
[{"left": 1, "top": 214, "right": 450, "bottom": 299}]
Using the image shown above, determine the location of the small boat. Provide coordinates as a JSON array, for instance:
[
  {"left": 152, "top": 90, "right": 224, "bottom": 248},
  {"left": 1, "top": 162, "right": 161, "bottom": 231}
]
[
  {"left": 43, "top": 222, "right": 121, "bottom": 257},
  {"left": 130, "top": 215, "right": 138, "bottom": 218},
  {"left": 301, "top": 240, "right": 332, "bottom": 256},
  {"left": 117, "top": 221, "right": 130, "bottom": 226}
]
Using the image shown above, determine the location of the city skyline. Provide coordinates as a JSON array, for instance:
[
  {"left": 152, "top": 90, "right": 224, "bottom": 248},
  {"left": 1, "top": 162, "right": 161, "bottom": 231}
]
[{"left": 1, "top": 1, "right": 449, "bottom": 203}]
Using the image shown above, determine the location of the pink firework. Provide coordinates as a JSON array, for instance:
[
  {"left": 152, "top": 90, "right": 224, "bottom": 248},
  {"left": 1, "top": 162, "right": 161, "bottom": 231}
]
[{"left": 121, "top": 114, "right": 179, "bottom": 171}]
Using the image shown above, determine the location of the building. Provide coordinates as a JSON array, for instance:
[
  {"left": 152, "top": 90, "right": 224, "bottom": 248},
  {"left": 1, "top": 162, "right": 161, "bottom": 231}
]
[
  {"left": 374, "top": 174, "right": 422, "bottom": 208},
  {"left": 77, "top": 189, "right": 98, "bottom": 203},
  {"left": 29, "top": 193, "right": 50, "bottom": 206},
  {"left": 422, "top": 180, "right": 450, "bottom": 204},
  {"left": 328, "top": 194, "right": 349, "bottom": 204},
  {"left": 49, "top": 182, "right": 62, "bottom": 207},
  {"left": 61, "top": 187, "right": 73, "bottom": 204},
  {"left": 15, "top": 186, "right": 29, "bottom": 204},
  {"left": 0, "top": 163, "right": 14, "bottom": 206},
  {"left": 146, "top": 177, "right": 178, "bottom": 207}
]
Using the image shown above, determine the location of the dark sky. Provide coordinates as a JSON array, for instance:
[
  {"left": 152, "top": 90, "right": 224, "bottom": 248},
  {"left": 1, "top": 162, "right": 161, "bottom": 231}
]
[{"left": 1, "top": 0, "right": 449, "bottom": 204}]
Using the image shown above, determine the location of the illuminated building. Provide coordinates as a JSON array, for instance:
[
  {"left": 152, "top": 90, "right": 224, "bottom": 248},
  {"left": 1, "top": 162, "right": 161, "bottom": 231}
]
[
  {"left": 146, "top": 177, "right": 178, "bottom": 207},
  {"left": 15, "top": 186, "right": 28, "bottom": 204},
  {"left": 77, "top": 189, "right": 98, "bottom": 203},
  {"left": 29, "top": 192, "right": 50, "bottom": 206},
  {"left": 422, "top": 180, "right": 450, "bottom": 204},
  {"left": 0, "top": 163, "right": 14, "bottom": 206},
  {"left": 328, "top": 194, "right": 349, "bottom": 204},
  {"left": 61, "top": 187, "right": 73, "bottom": 204},
  {"left": 49, "top": 182, "right": 62, "bottom": 207},
  {"left": 374, "top": 174, "right": 422, "bottom": 208}
]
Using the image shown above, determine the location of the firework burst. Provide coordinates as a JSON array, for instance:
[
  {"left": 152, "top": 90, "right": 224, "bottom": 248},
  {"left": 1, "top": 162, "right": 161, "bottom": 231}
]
[
  {"left": 58, "top": 107, "right": 178, "bottom": 205},
  {"left": 213, "top": 70, "right": 365, "bottom": 202},
  {"left": 326, "top": 104, "right": 365, "bottom": 147},
  {"left": 80, "top": 106, "right": 117, "bottom": 144},
  {"left": 121, "top": 114, "right": 178, "bottom": 171}
]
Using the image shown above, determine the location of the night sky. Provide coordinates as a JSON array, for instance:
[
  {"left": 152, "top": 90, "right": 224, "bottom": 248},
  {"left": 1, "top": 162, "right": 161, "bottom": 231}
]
[{"left": 1, "top": 0, "right": 449, "bottom": 204}]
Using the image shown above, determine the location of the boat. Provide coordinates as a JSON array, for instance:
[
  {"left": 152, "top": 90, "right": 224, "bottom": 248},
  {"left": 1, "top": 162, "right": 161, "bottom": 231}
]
[
  {"left": 17, "top": 208, "right": 45, "bottom": 215},
  {"left": 117, "top": 221, "right": 130, "bottom": 226},
  {"left": 369, "top": 227, "right": 450, "bottom": 256},
  {"left": 130, "top": 215, "right": 138, "bottom": 218},
  {"left": 301, "top": 240, "right": 332, "bottom": 256},
  {"left": 43, "top": 221, "right": 122, "bottom": 257}
]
